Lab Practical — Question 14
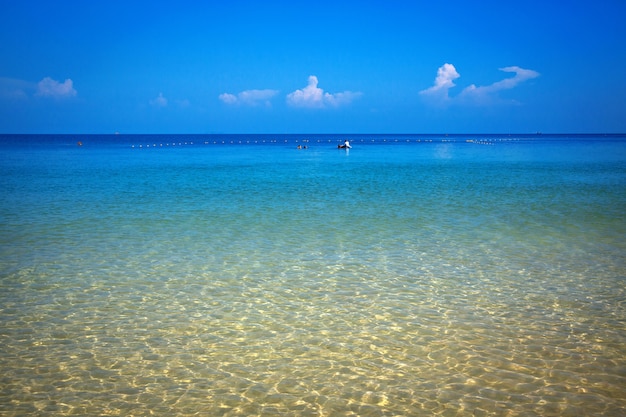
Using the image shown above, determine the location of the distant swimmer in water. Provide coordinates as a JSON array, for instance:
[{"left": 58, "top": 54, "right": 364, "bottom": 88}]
[{"left": 338, "top": 140, "right": 351, "bottom": 149}]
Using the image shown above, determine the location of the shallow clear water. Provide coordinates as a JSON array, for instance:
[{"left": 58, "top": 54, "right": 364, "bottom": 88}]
[{"left": 1, "top": 134, "right": 625, "bottom": 416}]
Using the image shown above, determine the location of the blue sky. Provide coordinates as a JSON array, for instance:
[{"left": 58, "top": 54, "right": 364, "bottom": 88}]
[{"left": 1, "top": 0, "right": 625, "bottom": 134}]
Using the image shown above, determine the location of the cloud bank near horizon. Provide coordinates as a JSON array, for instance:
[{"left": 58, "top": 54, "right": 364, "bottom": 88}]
[
  {"left": 150, "top": 92, "right": 168, "bottom": 107},
  {"left": 219, "top": 89, "right": 279, "bottom": 107},
  {"left": 286, "top": 76, "right": 361, "bottom": 108},
  {"left": 219, "top": 77, "right": 361, "bottom": 109},
  {"left": 36, "top": 77, "right": 77, "bottom": 98},
  {"left": 0, "top": 76, "right": 77, "bottom": 100},
  {"left": 421, "top": 64, "right": 539, "bottom": 104}
]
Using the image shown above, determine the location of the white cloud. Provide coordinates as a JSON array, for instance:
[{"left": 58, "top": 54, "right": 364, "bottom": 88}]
[
  {"left": 219, "top": 89, "right": 278, "bottom": 106},
  {"left": 286, "top": 76, "right": 361, "bottom": 108},
  {"left": 150, "top": 92, "right": 168, "bottom": 107},
  {"left": 419, "top": 63, "right": 460, "bottom": 98},
  {"left": 460, "top": 66, "right": 540, "bottom": 100},
  {"left": 287, "top": 76, "right": 325, "bottom": 108},
  {"left": 421, "top": 64, "right": 539, "bottom": 104},
  {"left": 35, "top": 77, "right": 77, "bottom": 98},
  {"left": 324, "top": 90, "right": 362, "bottom": 107},
  {"left": 218, "top": 93, "right": 238, "bottom": 104}
]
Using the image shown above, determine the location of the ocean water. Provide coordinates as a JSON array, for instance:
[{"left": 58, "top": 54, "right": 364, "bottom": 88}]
[{"left": 0, "top": 134, "right": 625, "bottom": 416}]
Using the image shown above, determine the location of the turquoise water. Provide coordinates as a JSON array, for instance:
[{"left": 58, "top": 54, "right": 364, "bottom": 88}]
[{"left": 1, "top": 134, "right": 625, "bottom": 416}]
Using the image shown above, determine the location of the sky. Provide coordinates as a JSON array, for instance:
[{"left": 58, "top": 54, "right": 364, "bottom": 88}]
[{"left": 1, "top": 0, "right": 625, "bottom": 134}]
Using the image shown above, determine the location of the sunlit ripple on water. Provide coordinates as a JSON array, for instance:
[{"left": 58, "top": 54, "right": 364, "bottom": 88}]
[{"left": 1, "top": 136, "right": 625, "bottom": 416}]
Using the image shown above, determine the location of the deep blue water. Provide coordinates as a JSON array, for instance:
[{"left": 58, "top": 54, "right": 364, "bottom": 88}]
[{"left": 1, "top": 134, "right": 625, "bottom": 416}]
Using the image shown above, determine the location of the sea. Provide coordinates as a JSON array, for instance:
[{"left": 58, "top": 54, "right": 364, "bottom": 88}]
[{"left": 0, "top": 133, "right": 625, "bottom": 416}]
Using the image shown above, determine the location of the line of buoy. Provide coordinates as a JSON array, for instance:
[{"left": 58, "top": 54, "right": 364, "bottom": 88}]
[{"left": 128, "top": 137, "right": 524, "bottom": 148}]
